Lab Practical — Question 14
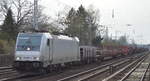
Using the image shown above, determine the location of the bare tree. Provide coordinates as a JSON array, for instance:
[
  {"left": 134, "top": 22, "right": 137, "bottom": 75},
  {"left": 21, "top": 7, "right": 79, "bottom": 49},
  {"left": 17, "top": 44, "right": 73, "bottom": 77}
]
[
  {"left": 0, "top": 0, "right": 33, "bottom": 26},
  {"left": 0, "top": 0, "right": 51, "bottom": 31},
  {"left": 24, "top": 5, "right": 52, "bottom": 31},
  {"left": 12, "top": 0, "right": 33, "bottom": 26}
]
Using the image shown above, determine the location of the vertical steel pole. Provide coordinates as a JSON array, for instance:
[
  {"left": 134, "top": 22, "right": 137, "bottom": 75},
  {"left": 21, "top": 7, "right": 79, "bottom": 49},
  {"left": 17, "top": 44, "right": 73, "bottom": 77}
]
[{"left": 33, "top": 0, "right": 38, "bottom": 30}]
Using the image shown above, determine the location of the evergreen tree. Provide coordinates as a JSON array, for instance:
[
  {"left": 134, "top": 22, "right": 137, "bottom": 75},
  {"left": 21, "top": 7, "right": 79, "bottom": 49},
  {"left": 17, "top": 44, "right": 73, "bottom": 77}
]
[
  {"left": 64, "top": 5, "right": 99, "bottom": 45},
  {"left": 92, "top": 36, "right": 103, "bottom": 47},
  {"left": 76, "top": 5, "right": 89, "bottom": 45},
  {"left": 64, "top": 8, "right": 77, "bottom": 36},
  {"left": 1, "top": 8, "right": 18, "bottom": 40}
]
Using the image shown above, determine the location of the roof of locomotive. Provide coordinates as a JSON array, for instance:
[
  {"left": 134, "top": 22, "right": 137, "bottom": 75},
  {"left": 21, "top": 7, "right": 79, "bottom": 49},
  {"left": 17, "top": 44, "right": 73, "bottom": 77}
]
[
  {"left": 79, "top": 46, "right": 96, "bottom": 48},
  {"left": 18, "top": 32, "right": 79, "bottom": 42}
]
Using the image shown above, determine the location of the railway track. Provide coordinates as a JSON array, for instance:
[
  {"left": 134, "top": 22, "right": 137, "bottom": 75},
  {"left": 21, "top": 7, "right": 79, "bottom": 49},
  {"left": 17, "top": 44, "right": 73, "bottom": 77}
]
[
  {"left": 122, "top": 63, "right": 150, "bottom": 81},
  {"left": 0, "top": 69, "right": 17, "bottom": 75},
  {"left": 56, "top": 53, "right": 147, "bottom": 81},
  {"left": 0, "top": 66, "right": 17, "bottom": 75},
  {"left": 6, "top": 57, "right": 130, "bottom": 81},
  {"left": 0, "top": 70, "right": 41, "bottom": 81},
  {"left": 56, "top": 52, "right": 148, "bottom": 81},
  {"left": 0, "top": 66, "right": 12, "bottom": 70},
  {"left": 0, "top": 66, "right": 40, "bottom": 81},
  {"left": 101, "top": 52, "right": 150, "bottom": 81},
  {"left": 0, "top": 52, "right": 147, "bottom": 81},
  {"left": 142, "top": 63, "right": 150, "bottom": 81}
]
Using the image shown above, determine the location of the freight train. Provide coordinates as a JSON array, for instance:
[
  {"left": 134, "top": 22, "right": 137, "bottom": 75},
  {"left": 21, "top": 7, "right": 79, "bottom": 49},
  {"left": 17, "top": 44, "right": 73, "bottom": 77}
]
[{"left": 13, "top": 32, "right": 148, "bottom": 71}]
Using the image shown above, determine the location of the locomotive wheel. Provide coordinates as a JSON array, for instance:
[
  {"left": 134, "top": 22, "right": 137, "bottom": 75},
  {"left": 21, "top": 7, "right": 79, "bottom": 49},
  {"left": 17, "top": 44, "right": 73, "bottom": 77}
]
[{"left": 39, "top": 68, "right": 47, "bottom": 74}]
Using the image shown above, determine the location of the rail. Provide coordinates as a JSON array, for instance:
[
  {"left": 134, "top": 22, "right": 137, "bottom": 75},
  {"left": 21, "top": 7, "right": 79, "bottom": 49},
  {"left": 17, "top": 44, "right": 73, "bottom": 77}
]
[
  {"left": 99, "top": 52, "right": 149, "bottom": 81},
  {"left": 140, "top": 63, "right": 150, "bottom": 81}
]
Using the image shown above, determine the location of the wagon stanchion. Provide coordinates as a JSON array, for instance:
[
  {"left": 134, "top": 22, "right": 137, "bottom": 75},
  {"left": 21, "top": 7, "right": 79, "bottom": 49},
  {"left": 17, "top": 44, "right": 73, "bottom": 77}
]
[{"left": 109, "top": 65, "right": 114, "bottom": 74}]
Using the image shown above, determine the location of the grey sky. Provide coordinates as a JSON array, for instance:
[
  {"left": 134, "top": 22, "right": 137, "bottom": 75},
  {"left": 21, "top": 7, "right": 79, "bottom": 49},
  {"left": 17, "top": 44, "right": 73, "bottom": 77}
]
[{"left": 39, "top": 0, "right": 150, "bottom": 44}]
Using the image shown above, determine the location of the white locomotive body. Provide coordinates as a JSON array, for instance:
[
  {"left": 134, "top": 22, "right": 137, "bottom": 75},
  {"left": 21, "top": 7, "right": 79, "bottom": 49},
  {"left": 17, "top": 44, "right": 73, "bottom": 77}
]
[{"left": 14, "top": 32, "right": 80, "bottom": 69}]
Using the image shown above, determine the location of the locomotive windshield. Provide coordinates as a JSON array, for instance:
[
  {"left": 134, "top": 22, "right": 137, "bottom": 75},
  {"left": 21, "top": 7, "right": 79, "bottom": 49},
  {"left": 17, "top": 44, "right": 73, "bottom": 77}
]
[{"left": 16, "top": 35, "right": 42, "bottom": 51}]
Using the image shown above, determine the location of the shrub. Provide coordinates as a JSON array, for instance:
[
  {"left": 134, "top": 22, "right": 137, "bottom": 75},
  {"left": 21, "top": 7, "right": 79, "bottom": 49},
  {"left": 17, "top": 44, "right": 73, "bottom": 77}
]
[{"left": 0, "top": 39, "right": 15, "bottom": 54}]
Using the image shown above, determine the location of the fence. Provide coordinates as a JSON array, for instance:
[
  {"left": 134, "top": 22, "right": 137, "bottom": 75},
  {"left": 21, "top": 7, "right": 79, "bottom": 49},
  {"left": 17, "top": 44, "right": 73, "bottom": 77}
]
[{"left": 0, "top": 54, "right": 14, "bottom": 67}]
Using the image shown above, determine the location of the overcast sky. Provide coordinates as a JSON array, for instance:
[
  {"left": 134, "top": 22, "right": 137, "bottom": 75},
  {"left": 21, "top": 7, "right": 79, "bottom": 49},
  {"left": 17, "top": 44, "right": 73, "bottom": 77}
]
[{"left": 39, "top": 0, "right": 150, "bottom": 44}]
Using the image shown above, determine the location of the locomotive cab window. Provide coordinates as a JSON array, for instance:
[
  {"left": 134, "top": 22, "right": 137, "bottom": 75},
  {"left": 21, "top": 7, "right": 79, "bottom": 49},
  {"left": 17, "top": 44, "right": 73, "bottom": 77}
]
[{"left": 16, "top": 35, "right": 42, "bottom": 51}]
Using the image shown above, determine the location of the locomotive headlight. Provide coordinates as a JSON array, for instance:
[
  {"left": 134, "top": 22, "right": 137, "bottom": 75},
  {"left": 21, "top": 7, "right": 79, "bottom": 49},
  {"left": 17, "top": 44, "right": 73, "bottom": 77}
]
[
  {"left": 27, "top": 47, "right": 31, "bottom": 51},
  {"left": 33, "top": 57, "right": 39, "bottom": 60},
  {"left": 16, "top": 57, "right": 21, "bottom": 60}
]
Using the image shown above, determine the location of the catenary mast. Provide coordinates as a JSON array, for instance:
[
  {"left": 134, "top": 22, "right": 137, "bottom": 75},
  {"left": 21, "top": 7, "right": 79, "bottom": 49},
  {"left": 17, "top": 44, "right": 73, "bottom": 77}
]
[{"left": 33, "top": 0, "right": 38, "bottom": 30}]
